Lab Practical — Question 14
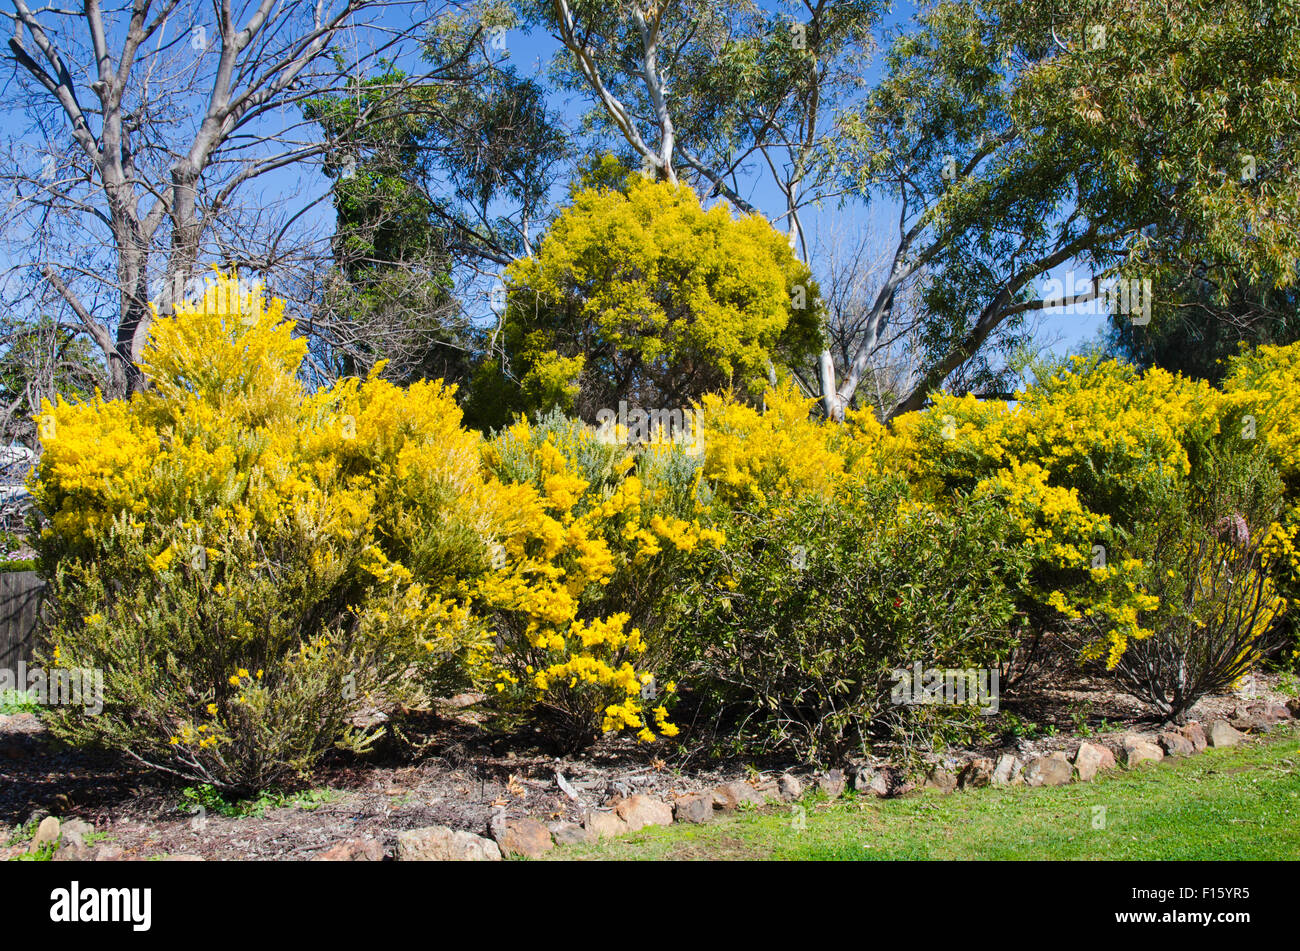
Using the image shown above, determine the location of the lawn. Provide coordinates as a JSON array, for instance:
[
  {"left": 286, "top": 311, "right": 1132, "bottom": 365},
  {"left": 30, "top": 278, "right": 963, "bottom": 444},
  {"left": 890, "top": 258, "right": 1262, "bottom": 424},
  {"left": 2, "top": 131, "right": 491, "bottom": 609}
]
[{"left": 553, "top": 732, "right": 1300, "bottom": 860}]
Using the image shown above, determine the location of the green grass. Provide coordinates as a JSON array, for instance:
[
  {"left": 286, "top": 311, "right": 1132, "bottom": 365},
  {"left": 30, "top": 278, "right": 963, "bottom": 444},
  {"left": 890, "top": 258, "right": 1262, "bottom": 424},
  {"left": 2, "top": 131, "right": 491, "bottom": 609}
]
[
  {"left": 552, "top": 731, "right": 1300, "bottom": 860},
  {"left": 10, "top": 843, "right": 56, "bottom": 862}
]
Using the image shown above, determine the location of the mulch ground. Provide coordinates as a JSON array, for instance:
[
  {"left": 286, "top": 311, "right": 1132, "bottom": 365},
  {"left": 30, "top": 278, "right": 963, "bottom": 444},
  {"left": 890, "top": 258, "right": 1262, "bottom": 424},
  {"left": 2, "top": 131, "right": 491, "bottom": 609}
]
[{"left": 1, "top": 670, "right": 1292, "bottom": 860}]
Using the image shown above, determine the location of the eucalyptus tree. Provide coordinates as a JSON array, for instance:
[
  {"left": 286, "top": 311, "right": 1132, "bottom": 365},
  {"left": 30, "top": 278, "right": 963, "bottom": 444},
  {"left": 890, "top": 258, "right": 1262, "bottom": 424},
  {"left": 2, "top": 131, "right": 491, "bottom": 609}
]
[
  {"left": 828, "top": 0, "right": 1300, "bottom": 418},
  {"left": 513, "top": 0, "right": 1300, "bottom": 421}
]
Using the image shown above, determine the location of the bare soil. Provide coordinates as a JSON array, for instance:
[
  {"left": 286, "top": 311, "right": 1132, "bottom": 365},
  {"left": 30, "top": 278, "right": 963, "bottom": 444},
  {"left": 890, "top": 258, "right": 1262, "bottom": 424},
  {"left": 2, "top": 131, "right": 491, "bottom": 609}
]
[{"left": 1, "top": 671, "right": 1293, "bottom": 860}]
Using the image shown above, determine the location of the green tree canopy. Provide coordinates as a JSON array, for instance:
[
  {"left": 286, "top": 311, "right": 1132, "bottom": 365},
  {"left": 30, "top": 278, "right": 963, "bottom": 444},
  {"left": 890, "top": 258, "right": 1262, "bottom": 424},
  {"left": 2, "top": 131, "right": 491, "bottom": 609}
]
[
  {"left": 826, "top": 0, "right": 1300, "bottom": 416},
  {"left": 303, "top": 16, "right": 567, "bottom": 385}
]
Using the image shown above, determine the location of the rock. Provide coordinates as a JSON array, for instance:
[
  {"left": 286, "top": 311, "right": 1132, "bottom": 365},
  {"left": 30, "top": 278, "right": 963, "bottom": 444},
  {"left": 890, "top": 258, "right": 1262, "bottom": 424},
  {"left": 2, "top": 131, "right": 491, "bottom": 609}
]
[
  {"left": 1073, "top": 742, "right": 1117, "bottom": 782},
  {"left": 396, "top": 825, "right": 502, "bottom": 861},
  {"left": 90, "top": 845, "right": 124, "bottom": 862},
  {"left": 1023, "top": 755, "right": 1073, "bottom": 786},
  {"left": 1236, "top": 700, "right": 1289, "bottom": 722},
  {"left": 29, "top": 816, "right": 60, "bottom": 853},
  {"left": 59, "top": 818, "right": 94, "bottom": 850},
  {"left": 752, "top": 778, "right": 785, "bottom": 803},
  {"left": 313, "top": 838, "right": 385, "bottom": 861},
  {"left": 777, "top": 773, "right": 804, "bottom": 801},
  {"left": 924, "top": 767, "right": 958, "bottom": 794},
  {"left": 51, "top": 818, "right": 95, "bottom": 861},
  {"left": 1207, "top": 720, "right": 1244, "bottom": 748},
  {"left": 1287, "top": 697, "right": 1300, "bottom": 718},
  {"left": 549, "top": 821, "right": 595, "bottom": 847},
  {"left": 1178, "top": 722, "right": 1207, "bottom": 752},
  {"left": 713, "top": 780, "right": 766, "bottom": 811},
  {"left": 487, "top": 806, "right": 508, "bottom": 844},
  {"left": 1230, "top": 715, "right": 1272, "bottom": 732},
  {"left": 672, "top": 792, "right": 713, "bottom": 824},
  {"left": 494, "top": 818, "right": 554, "bottom": 858},
  {"left": 1247, "top": 701, "right": 1290, "bottom": 722},
  {"left": 1158, "top": 731, "right": 1195, "bottom": 757},
  {"left": 853, "top": 765, "right": 891, "bottom": 797},
  {"left": 156, "top": 853, "right": 204, "bottom": 861},
  {"left": 816, "top": 770, "right": 845, "bottom": 800},
  {"left": 991, "top": 754, "right": 1023, "bottom": 786},
  {"left": 1122, "top": 737, "right": 1164, "bottom": 766},
  {"left": 583, "top": 810, "right": 629, "bottom": 839},
  {"left": 958, "top": 757, "right": 995, "bottom": 790},
  {"left": 0, "top": 843, "right": 26, "bottom": 862},
  {"left": 613, "top": 795, "right": 673, "bottom": 832}
]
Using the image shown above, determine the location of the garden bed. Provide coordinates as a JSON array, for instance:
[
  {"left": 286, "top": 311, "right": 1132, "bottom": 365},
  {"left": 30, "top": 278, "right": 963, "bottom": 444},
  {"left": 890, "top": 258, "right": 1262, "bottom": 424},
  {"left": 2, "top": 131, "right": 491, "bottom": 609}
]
[{"left": 3, "top": 672, "right": 1294, "bottom": 861}]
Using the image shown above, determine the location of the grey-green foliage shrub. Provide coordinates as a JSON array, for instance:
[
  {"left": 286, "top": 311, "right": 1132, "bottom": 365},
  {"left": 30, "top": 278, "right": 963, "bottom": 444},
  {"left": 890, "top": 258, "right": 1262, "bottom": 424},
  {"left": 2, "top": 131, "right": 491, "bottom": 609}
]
[{"left": 672, "top": 480, "right": 1036, "bottom": 763}]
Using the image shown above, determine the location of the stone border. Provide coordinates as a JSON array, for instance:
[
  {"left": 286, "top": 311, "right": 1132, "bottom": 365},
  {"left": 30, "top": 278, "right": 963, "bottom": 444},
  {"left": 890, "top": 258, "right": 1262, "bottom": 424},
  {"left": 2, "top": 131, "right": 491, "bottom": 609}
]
[
  {"left": 7, "top": 703, "right": 1295, "bottom": 861},
  {"left": 383, "top": 708, "right": 1297, "bottom": 860}
]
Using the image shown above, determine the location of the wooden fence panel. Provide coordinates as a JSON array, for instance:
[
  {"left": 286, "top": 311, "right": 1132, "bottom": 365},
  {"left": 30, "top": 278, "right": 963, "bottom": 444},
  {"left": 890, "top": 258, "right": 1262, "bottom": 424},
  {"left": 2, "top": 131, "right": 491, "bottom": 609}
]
[{"left": 0, "top": 571, "right": 45, "bottom": 670}]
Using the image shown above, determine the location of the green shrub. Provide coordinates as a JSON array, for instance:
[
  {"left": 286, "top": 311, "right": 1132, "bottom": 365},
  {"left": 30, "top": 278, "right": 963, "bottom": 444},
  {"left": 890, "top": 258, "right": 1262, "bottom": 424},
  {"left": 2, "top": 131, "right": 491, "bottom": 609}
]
[{"left": 673, "top": 481, "right": 1035, "bottom": 763}]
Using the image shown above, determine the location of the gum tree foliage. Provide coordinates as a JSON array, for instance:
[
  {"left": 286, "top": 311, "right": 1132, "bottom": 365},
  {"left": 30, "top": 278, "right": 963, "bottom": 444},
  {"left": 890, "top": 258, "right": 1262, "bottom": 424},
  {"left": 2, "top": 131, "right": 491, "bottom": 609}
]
[
  {"left": 468, "top": 165, "right": 824, "bottom": 428},
  {"left": 302, "top": 10, "right": 567, "bottom": 384},
  {"left": 517, "top": 0, "right": 1300, "bottom": 421},
  {"left": 514, "top": 0, "right": 879, "bottom": 218},
  {"left": 1108, "top": 268, "right": 1300, "bottom": 385},
  {"left": 830, "top": 0, "right": 1300, "bottom": 418}
]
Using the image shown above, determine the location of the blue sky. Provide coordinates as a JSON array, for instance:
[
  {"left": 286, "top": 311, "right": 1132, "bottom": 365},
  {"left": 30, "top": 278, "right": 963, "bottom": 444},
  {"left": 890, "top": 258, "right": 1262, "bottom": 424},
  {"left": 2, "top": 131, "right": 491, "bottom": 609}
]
[
  {"left": 480, "top": 1, "right": 1107, "bottom": 358},
  {"left": 0, "top": 0, "right": 1108, "bottom": 369}
]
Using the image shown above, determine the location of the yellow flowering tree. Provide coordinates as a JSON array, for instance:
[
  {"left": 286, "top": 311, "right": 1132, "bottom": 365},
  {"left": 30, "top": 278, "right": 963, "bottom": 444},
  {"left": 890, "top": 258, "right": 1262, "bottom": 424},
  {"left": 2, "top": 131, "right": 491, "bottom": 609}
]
[{"left": 466, "top": 173, "right": 823, "bottom": 429}]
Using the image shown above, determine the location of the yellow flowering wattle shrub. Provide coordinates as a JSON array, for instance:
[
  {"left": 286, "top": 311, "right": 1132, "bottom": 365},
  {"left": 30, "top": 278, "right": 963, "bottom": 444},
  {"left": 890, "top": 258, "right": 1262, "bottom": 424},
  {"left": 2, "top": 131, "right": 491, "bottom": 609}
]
[
  {"left": 909, "top": 358, "right": 1238, "bottom": 666},
  {"left": 1222, "top": 342, "right": 1300, "bottom": 665},
  {"left": 694, "top": 370, "right": 1166, "bottom": 668},
  {"left": 478, "top": 410, "right": 723, "bottom": 748},
  {"left": 1108, "top": 442, "right": 1293, "bottom": 718},
  {"left": 1224, "top": 343, "right": 1300, "bottom": 482},
  {"left": 32, "top": 274, "right": 497, "bottom": 791},
  {"left": 29, "top": 265, "right": 1300, "bottom": 777},
  {"left": 698, "top": 381, "right": 846, "bottom": 510},
  {"left": 688, "top": 344, "right": 1299, "bottom": 730}
]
